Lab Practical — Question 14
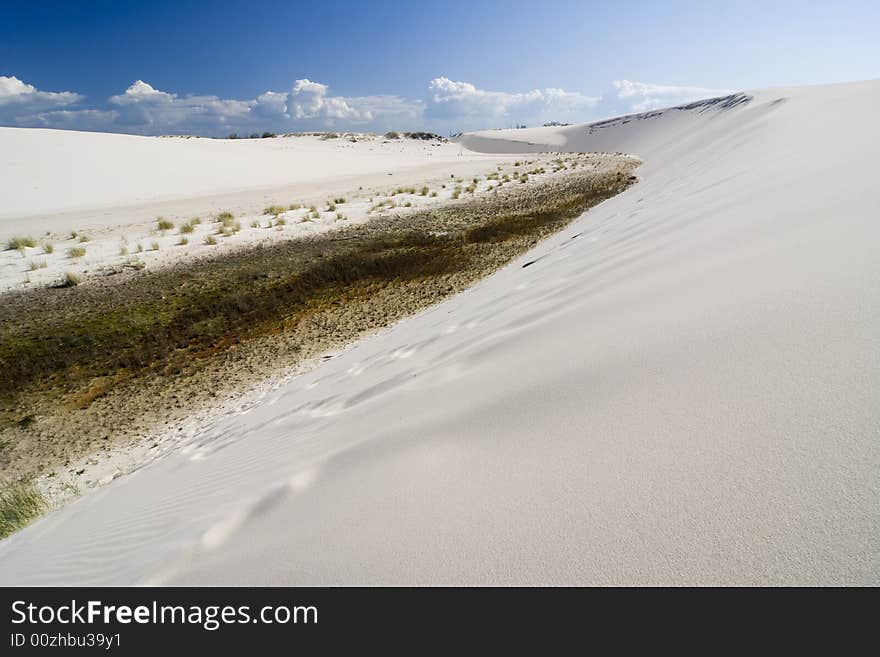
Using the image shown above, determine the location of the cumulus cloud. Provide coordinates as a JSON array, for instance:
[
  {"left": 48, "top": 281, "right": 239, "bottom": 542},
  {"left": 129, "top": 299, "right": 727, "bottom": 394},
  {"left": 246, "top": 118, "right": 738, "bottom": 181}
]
[
  {"left": 426, "top": 77, "right": 600, "bottom": 126},
  {"left": 107, "top": 80, "right": 251, "bottom": 132},
  {"left": 1, "top": 74, "right": 606, "bottom": 135},
  {"left": 0, "top": 76, "right": 82, "bottom": 121},
  {"left": 612, "top": 80, "right": 730, "bottom": 112}
]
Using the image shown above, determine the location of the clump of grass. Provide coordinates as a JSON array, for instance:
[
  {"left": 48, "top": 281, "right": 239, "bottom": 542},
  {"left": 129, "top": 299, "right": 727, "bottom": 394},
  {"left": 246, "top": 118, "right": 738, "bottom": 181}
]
[
  {"left": 29, "top": 259, "right": 48, "bottom": 271},
  {"left": 67, "top": 246, "right": 86, "bottom": 258},
  {"left": 327, "top": 202, "right": 337, "bottom": 212},
  {"left": 0, "top": 478, "right": 47, "bottom": 539},
  {"left": 119, "top": 245, "right": 128, "bottom": 256},
  {"left": 216, "top": 211, "right": 235, "bottom": 222},
  {"left": 179, "top": 222, "right": 195, "bottom": 234},
  {"left": 263, "top": 205, "right": 287, "bottom": 216},
  {"left": 59, "top": 271, "right": 81, "bottom": 287},
  {"left": 204, "top": 234, "right": 217, "bottom": 245},
  {"left": 6, "top": 236, "right": 36, "bottom": 251},
  {"left": 218, "top": 220, "right": 242, "bottom": 236},
  {"left": 310, "top": 210, "right": 320, "bottom": 219},
  {"left": 420, "top": 186, "right": 429, "bottom": 196},
  {"left": 451, "top": 188, "right": 461, "bottom": 200},
  {"left": 275, "top": 218, "right": 286, "bottom": 227},
  {"left": 430, "top": 191, "right": 438, "bottom": 197},
  {"left": 336, "top": 212, "right": 346, "bottom": 221},
  {"left": 288, "top": 203, "right": 302, "bottom": 211},
  {"left": 136, "top": 244, "right": 144, "bottom": 253},
  {"left": 190, "top": 217, "right": 202, "bottom": 225},
  {"left": 250, "top": 220, "right": 260, "bottom": 228},
  {"left": 177, "top": 237, "right": 189, "bottom": 246},
  {"left": 78, "top": 234, "right": 90, "bottom": 243},
  {"left": 333, "top": 197, "right": 346, "bottom": 204},
  {"left": 69, "top": 231, "right": 78, "bottom": 240},
  {"left": 157, "top": 218, "right": 174, "bottom": 231},
  {"left": 150, "top": 241, "right": 160, "bottom": 251},
  {"left": 43, "top": 243, "right": 54, "bottom": 254}
]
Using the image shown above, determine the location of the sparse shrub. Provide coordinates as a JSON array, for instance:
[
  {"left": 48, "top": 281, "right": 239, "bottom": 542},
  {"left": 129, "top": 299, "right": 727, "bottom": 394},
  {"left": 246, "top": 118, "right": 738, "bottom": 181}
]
[
  {"left": 204, "top": 234, "right": 217, "bottom": 245},
  {"left": 78, "top": 234, "right": 90, "bottom": 243},
  {"left": 275, "top": 218, "right": 286, "bottom": 226},
  {"left": 43, "top": 243, "right": 54, "bottom": 254},
  {"left": 430, "top": 191, "right": 438, "bottom": 197},
  {"left": 288, "top": 203, "right": 302, "bottom": 211},
  {"left": 177, "top": 237, "right": 189, "bottom": 246},
  {"left": 420, "top": 186, "right": 429, "bottom": 196},
  {"left": 327, "top": 202, "right": 336, "bottom": 212},
  {"left": 334, "top": 197, "right": 346, "bottom": 204},
  {"left": 6, "top": 236, "right": 36, "bottom": 251},
  {"left": 179, "top": 222, "right": 195, "bottom": 234},
  {"left": 150, "top": 241, "right": 160, "bottom": 251},
  {"left": 261, "top": 132, "right": 276, "bottom": 138},
  {"left": 384, "top": 131, "right": 401, "bottom": 139},
  {"left": 67, "top": 246, "right": 86, "bottom": 258},
  {"left": 157, "top": 218, "right": 174, "bottom": 231},
  {"left": 59, "top": 271, "right": 81, "bottom": 287},
  {"left": 69, "top": 231, "right": 78, "bottom": 239},
  {"left": 29, "top": 259, "right": 48, "bottom": 270},
  {"left": 216, "top": 211, "right": 235, "bottom": 222},
  {"left": 119, "top": 245, "right": 128, "bottom": 256},
  {"left": 336, "top": 212, "right": 346, "bottom": 221},
  {"left": 136, "top": 244, "right": 144, "bottom": 253},
  {"left": 263, "top": 205, "right": 286, "bottom": 216},
  {"left": 190, "top": 217, "right": 202, "bottom": 225}
]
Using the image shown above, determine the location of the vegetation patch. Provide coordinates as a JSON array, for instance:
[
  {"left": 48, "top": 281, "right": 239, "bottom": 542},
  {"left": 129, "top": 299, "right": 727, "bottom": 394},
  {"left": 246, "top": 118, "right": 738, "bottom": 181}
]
[
  {"left": 6, "top": 237, "right": 36, "bottom": 251},
  {"left": 0, "top": 478, "right": 46, "bottom": 539}
]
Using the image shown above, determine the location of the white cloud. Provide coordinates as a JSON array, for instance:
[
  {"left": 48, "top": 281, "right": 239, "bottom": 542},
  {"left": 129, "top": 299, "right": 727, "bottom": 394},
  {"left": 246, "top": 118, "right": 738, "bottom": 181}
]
[
  {"left": 426, "top": 77, "right": 600, "bottom": 126},
  {"left": 289, "top": 79, "right": 366, "bottom": 120},
  {"left": 107, "top": 80, "right": 251, "bottom": 132},
  {"left": 0, "top": 76, "right": 82, "bottom": 119},
  {"left": 612, "top": 79, "right": 730, "bottom": 112},
  {"left": 1, "top": 74, "right": 606, "bottom": 135}
]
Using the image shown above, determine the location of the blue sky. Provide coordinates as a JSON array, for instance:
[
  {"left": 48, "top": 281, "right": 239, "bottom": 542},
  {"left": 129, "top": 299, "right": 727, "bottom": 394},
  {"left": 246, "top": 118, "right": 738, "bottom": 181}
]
[{"left": 2, "top": 0, "right": 878, "bottom": 135}]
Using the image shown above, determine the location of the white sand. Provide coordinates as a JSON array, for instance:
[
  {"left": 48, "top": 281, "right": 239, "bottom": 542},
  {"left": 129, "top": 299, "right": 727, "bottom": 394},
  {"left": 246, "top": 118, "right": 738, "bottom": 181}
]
[
  {"left": 1, "top": 80, "right": 878, "bottom": 585},
  {"left": 0, "top": 130, "right": 518, "bottom": 291}
]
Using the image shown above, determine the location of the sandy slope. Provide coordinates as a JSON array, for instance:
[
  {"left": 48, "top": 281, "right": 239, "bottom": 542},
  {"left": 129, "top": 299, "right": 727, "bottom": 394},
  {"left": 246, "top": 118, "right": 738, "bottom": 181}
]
[{"left": 1, "top": 80, "right": 878, "bottom": 585}]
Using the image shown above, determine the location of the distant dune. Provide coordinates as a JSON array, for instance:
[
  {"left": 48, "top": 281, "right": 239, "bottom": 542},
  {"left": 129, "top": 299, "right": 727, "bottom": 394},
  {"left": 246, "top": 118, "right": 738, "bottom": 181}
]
[{"left": 1, "top": 80, "right": 877, "bottom": 585}]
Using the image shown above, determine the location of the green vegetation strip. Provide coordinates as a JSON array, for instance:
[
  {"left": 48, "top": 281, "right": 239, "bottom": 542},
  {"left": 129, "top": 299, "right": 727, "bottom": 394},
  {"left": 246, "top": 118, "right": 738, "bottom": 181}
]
[{"left": 0, "top": 167, "right": 635, "bottom": 421}]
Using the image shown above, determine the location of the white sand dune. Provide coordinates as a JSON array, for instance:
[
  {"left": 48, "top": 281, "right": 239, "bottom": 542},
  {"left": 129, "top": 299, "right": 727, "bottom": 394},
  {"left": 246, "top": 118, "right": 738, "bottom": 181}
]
[{"left": 1, "top": 79, "right": 878, "bottom": 585}]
